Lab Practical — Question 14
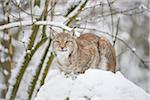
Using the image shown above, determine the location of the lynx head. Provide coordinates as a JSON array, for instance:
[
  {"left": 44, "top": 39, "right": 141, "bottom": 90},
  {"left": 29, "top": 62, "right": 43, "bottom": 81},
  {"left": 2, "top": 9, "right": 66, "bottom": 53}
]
[{"left": 51, "top": 32, "right": 77, "bottom": 57}]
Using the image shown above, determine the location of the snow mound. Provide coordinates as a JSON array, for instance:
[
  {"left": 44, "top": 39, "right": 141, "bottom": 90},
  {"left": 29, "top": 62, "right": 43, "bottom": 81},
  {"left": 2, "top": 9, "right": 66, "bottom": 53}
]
[{"left": 35, "top": 69, "right": 150, "bottom": 100}]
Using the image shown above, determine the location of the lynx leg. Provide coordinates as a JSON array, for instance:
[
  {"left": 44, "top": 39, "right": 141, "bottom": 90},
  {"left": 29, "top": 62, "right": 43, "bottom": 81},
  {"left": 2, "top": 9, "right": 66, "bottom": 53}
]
[{"left": 98, "top": 36, "right": 116, "bottom": 73}]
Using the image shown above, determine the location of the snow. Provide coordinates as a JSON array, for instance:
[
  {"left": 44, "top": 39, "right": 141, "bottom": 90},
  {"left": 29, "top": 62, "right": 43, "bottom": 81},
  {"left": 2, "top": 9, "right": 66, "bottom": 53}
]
[
  {"left": 26, "top": 50, "right": 31, "bottom": 54},
  {"left": 5, "top": 51, "right": 26, "bottom": 100},
  {"left": 3, "top": 33, "right": 10, "bottom": 41},
  {"left": 34, "top": 69, "right": 150, "bottom": 100},
  {"left": 0, "top": 20, "right": 80, "bottom": 37},
  {"left": 132, "top": 48, "right": 136, "bottom": 52},
  {"left": 0, "top": 44, "right": 9, "bottom": 63},
  {"left": 65, "top": 0, "right": 87, "bottom": 22},
  {"left": 3, "top": 70, "right": 9, "bottom": 76},
  {"left": 0, "top": 21, "right": 71, "bottom": 31}
]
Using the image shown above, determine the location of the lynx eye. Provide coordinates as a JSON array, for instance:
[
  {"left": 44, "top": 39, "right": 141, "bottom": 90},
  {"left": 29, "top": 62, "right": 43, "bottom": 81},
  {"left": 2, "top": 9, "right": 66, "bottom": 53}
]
[
  {"left": 66, "top": 40, "right": 72, "bottom": 43},
  {"left": 55, "top": 41, "right": 60, "bottom": 43}
]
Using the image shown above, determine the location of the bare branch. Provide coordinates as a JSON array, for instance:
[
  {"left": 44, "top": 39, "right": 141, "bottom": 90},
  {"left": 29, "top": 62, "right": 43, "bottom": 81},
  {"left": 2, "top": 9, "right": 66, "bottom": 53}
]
[
  {"left": 79, "top": 6, "right": 149, "bottom": 24},
  {"left": 107, "top": 0, "right": 114, "bottom": 35},
  {"left": 83, "top": 0, "right": 117, "bottom": 11},
  {"left": 113, "top": 17, "right": 120, "bottom": 47},
  {"left": 65, "top": 0, "right": 89, "bottom": 26},
  {"left": 11, "top": 0, "right": 40, "bottom": 16}
]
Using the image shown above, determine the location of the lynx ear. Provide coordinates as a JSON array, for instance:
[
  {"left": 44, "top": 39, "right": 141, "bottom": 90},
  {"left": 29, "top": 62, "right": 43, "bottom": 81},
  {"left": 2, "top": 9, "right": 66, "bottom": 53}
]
[
  {"left": 69, "top": 29, "right": 78, "bottom": 39},
  {"left": 70, "top": 30, "right": 75, "bottom": 36},
  {"left": 49, "top": 28, "right": 58, "bottom": 39},
  {"left": 50, "top": 32, "right": 57, "bottom": 39},
  {"left": 69, "top": 30, "right": 80, "bottom": 38}
]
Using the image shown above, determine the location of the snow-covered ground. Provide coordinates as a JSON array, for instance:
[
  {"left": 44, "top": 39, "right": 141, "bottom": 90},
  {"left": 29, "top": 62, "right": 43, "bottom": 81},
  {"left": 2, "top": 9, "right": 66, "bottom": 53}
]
[{"left": 35, "top": 69, "right": 150, "bottom": 100}]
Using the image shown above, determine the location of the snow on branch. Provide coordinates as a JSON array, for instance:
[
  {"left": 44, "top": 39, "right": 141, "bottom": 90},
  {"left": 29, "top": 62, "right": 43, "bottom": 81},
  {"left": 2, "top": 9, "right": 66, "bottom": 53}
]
[
  {"left": 65, "top": 0, "right": 88, "bottom": 26},
  {"left": 0, "top": 21, "right": 72, "bottom": 31},
  {"left": 0, "top": 20, "right": 81, "bottom": 37}
]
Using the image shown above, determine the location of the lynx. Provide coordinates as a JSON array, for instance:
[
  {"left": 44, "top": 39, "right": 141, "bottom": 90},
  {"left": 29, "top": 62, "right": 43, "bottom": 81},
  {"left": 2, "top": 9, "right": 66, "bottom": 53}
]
[{"left": 51, "top": 32, "right": 116, "bottom": 73}]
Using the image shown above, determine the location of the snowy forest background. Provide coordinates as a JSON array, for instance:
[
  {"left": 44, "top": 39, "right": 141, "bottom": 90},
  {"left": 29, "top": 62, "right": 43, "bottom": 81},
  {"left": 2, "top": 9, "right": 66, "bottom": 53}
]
[{"left": 0, "top": 0, "right": 149, "bottom": 99}]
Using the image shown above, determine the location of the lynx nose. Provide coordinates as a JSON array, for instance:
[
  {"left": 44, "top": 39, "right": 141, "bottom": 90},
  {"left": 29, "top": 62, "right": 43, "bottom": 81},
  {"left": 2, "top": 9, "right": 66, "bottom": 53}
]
[
  {"left": 61, "top": 47, "right": 64, "bottom": 50},
  {"left": 60, "top": 47, "right": 67, "bottom": 51}
]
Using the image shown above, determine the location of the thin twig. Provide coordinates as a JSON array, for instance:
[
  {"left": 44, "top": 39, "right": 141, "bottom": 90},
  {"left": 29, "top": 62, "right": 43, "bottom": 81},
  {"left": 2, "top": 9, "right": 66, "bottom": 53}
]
[
  {"left": 82, "top": 0, "right": 117, "bottom": 11},
  {"left": 65, "top": 0, "right": 89, "bottom": 26},
  {"left": 79, "top": 6, "right": 148, "bottom": 24},
  {"left": 47, "top": 0, "right": 58, "bottom": 16},
  {"left": 116, "top": 49, "right": 129, "bottom": 57},
  {"left": 107, "top": 0, "right": 114, "bottom": 36},
  {"left": 11, "top": 0, "right": 40, "bottom": 16},
  {"left": 113, "top": 17, "right": 120, "bottom": 47}
]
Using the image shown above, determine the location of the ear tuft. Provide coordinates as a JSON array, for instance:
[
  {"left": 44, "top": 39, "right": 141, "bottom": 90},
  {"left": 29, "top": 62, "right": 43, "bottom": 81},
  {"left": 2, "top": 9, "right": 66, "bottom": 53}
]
[
  {"left": 49, "top": 27, "right": 58, "bottom": 39},
  {"left": 50, "top": 32, "right": 56, "bottom": 39},
  {"left": 69, "top": 30, "right": 80, "bottom": 39},
  {"left": 71, "top": 30, "right": 75, "bottom": 36}
]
